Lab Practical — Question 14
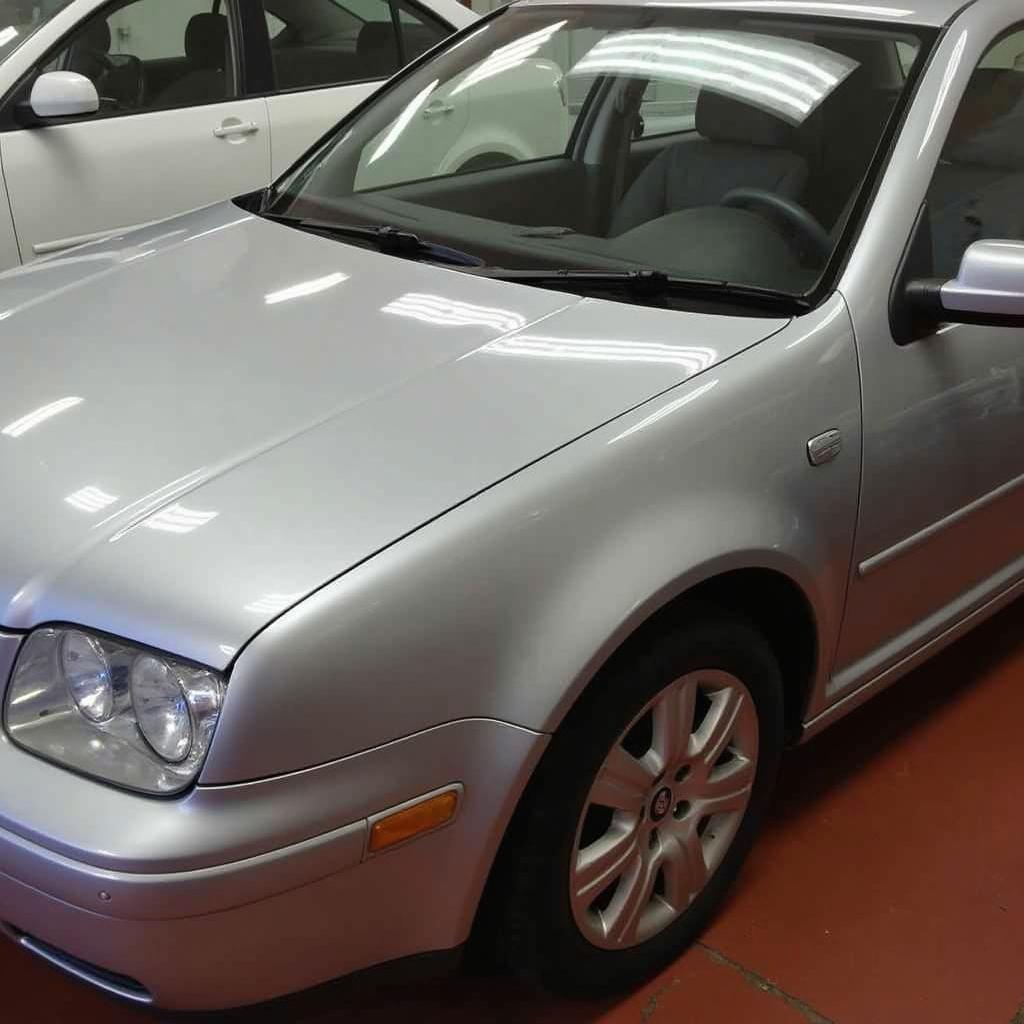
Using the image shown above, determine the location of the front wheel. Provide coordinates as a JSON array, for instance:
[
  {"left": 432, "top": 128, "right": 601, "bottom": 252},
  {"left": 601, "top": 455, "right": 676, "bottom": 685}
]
[{"left": 499, "top": 610, "right": 784, "bottom": 994}]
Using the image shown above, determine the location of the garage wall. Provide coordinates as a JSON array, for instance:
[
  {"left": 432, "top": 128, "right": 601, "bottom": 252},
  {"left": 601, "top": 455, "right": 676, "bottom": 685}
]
[{"left": 108, "top": 0, "right": 211, "bottom": 59}]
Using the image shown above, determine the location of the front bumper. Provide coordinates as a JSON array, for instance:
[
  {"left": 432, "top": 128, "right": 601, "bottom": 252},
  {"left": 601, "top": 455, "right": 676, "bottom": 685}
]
[{"left": 0, "top": 631, "right": 546, "bottom": 1010}]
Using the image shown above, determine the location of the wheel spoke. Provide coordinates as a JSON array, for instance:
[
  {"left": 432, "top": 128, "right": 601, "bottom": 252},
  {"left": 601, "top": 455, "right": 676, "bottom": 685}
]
[
  {"left": 651, "top": 677, "right": 698, "bottom": 772},
  {"left": 602, "top": 850, "right": 657, "bottom": 946},
  {"left": 573, "top": 823, "right": 641, "bottom": 911},
  {"left": 657, "top": 830, "right": 709, "bottom": 908},
  {"left": 696, "top": 755, "right": 755, "bottom": 815},
  {"left": 589, "top": 744, "right": 657, "bottom": 811},
  {"left": 692, "top": 685, "right": 744, "bottom": 771}
]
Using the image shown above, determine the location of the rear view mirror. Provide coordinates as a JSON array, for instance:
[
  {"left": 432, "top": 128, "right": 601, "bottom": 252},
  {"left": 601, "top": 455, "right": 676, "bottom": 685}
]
[
  {"left": 15, "top": 71, "right": 99, "bottom": 127},
  {"left": 905, "top": 239, "right": 1024, "bottom": 333}
]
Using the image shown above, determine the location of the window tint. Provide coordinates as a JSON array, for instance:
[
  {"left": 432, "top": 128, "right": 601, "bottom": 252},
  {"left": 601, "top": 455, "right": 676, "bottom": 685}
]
[
  {"left": 928, "top": 27, "right": 1024, "bottom": 279},
  {"left": 44, "top": 0, "right": 235, "bottom": 114},
  {"left": 262, "top": 0, "right": 399, "bottom": 91}
]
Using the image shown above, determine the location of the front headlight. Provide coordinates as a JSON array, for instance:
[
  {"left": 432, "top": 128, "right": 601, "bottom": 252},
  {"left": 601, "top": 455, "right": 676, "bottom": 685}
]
[{"left": 3, "top": 627, "right": 226, "bottom": 795}]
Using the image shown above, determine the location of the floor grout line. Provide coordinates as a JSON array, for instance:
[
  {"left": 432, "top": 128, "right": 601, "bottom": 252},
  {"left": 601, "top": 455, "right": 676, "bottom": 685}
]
[
  {"left": 639, "top": 977, "right": 681, "bottom": 1022},
  {"left": 697, "top": 942, "right": 836, "bottom": 1024}
]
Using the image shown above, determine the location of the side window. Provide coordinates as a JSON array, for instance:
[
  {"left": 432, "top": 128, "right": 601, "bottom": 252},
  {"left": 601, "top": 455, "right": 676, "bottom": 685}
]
[
  {"left": 638, "top": 79, "right": 699, "bottom": 139},
  {"left": 42, "top": 0, "right": 235, "bottom": 115},
  {"left": 394, "top": 1, "right": 450, "bottom": 62},
  {"left": 262, "top": 0, "right": 400, "bottom": 92},
  {"left": 265, "top": 13, "right": 286, "bottom": 40},
  {"left": 927, "top": 27, "right": 1024, "bottom": 279}
]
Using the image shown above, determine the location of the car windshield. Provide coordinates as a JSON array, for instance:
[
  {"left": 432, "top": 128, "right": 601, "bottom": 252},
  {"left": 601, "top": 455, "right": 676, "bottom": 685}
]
[
  {"left": 266, "top": 4, "right": 932, "bottom": 303},
  {"left": 0, "top": 1, "right": 75, "bottom": 62}
]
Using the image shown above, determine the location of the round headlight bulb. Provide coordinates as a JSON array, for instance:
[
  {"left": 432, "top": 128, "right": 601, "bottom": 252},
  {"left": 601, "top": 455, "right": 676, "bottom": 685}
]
[
  {"left": 131, "top": 655, "right": 193, "bottom": 763},
  {"left": 60, "top": 631, "right": 114, "bottom": 723}
]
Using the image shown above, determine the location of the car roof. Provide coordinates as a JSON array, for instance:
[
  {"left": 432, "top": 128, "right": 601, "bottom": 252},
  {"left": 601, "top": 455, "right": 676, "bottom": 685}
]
[{"left": 511, "top": 0, "right": 973, "bottom": 29}]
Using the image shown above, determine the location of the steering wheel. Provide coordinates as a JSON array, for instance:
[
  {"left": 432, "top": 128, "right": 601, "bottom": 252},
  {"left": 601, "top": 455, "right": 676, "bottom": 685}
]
[{"left": 721, "top": 188, "right": 832, "bottom": 266}]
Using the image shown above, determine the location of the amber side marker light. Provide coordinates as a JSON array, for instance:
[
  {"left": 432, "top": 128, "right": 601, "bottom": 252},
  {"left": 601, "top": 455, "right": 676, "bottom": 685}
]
[{"left": 368, "top": 786, "right": 461, "bottom": 854}]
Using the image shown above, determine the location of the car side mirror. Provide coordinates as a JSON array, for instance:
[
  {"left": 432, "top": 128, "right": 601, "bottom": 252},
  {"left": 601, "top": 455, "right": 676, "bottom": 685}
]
[
  {"left": 15, "top": 71, "right": 99, "bottom": 128},
  {"left": 906, "top": 239, "right": 1024, "bottom": 333}
]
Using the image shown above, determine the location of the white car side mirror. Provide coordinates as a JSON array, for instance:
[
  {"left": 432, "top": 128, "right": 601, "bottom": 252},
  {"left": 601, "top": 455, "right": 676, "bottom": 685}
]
[
  {"left": 20, "top": 71, "right": 99, "bottom": 126},
  {"left": 905, "top": 239, "right": 1024, "bottom": 334}
]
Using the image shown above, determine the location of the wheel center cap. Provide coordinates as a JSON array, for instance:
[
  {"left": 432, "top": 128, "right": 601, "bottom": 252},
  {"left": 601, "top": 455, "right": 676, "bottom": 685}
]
[{"left": 650, "top": 787, "right": 672, "bottom": 822}]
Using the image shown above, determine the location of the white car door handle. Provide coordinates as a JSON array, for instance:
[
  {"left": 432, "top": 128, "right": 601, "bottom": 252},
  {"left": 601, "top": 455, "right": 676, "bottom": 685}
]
[
  {"left": 213, "top": 121, "right": 260, "bottom": 139},
  {"left": 422, "top": 101, "right": 455, "bottom": 119}
]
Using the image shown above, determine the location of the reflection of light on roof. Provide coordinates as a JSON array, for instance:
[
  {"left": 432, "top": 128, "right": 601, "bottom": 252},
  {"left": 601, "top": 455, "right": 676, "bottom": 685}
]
[
  {"left": 265, "top": 272, "right": 348, "bottom": 305},
  {"left": 609, "top": 379, "right": 720, "bottom": 444},
  {"left": 2, "top": 397, "right": 83, "bottom": 438},
  {"left": 452, "top": 20, "right": 567, "bottom": 95},
  {"left": 144, "top": 504, "right": 219, "bottom": 535},
  {"left": 0, "top": 27, "right": 19, "bottom": 48},
  {"left": 244, "top": 593, "right": 305, "bottom": 615},
  {"left": 383, "top": 293, "right": 528, "bottom": 333},
  {"left": 485, "top": 334, "right": 717, "bottom": 371},
  {"left": 65, "top": 486, "right": 119, "bottom": 514}
]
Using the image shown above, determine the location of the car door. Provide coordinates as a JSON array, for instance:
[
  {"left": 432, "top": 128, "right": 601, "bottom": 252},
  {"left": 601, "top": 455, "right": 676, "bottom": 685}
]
[
  {"left": 260, "top": 0, "right": 454, "bottom": 178},
  {"left": 832, "top": 23, "right": 1024, "bottom": 697},
  {"left": 0, "top": 0, "right": 271, "bottom": 262}
]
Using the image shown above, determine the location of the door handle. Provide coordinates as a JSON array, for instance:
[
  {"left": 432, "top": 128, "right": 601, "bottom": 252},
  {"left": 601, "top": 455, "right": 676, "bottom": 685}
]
[
  {"left": 422, "top": 101, "right": 455, "bottom": 119},
  {"left": 213, "top": 120, "right": 260, "bottom": 139}
]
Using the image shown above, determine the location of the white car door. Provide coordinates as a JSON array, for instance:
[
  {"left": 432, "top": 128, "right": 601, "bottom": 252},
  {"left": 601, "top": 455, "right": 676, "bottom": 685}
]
[
  {"left": 0, "top": 0, "right": 270, "bottom": 262},
  {"left": 260, "top": 0, "right": 459, "bottom": 178}
]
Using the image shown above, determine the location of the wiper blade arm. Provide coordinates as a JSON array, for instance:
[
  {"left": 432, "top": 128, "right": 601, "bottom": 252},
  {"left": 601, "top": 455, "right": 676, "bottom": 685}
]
[
  {"left": 469, "top": 268, "right": 810, "bottom": 311},
  {"left": 261, "top": 214, "right": 483, "bottom": 268}
]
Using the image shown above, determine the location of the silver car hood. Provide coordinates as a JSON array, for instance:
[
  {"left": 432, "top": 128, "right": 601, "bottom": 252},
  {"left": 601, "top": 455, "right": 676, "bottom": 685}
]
[{"left": 0, "top": 203, "right": 789, "bottom": 668}]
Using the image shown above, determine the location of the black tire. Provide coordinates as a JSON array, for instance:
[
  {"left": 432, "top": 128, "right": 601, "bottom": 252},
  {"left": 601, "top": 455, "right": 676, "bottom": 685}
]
[{"left": 498, "top": 607, "right": 784, "bottom": 995}]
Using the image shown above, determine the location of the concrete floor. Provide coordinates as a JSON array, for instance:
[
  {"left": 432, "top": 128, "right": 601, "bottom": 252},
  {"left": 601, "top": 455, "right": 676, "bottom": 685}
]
[{"left": 5, "top": 600, "right": 1024, "bottom": 1024}]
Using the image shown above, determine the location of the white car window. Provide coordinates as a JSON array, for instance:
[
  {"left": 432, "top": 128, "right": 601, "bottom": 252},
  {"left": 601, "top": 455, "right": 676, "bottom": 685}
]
[
  {"left": 262, "top": 0, "right": 448, "bottom": 92},
  {"left": 41, "top": 0, "right": 237, "bottom": 114}
]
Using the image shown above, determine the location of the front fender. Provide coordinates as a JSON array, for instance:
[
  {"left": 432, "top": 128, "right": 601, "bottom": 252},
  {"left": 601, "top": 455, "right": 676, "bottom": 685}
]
[{"left": 203, "top": 297, "right": 861, "bottom": 785}]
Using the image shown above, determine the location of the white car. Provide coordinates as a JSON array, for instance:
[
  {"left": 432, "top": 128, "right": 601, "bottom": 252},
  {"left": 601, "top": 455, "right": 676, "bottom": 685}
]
[{"left": 0, "top": 0, "right": 476, "bottom": 271}]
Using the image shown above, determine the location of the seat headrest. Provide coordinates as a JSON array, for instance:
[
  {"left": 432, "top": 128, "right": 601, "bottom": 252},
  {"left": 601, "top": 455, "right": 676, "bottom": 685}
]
[
  {"left": 185, "top": 13, "right": 228, "bottom": 71},
  {"left": 357, "top": 22, "right": 397, "bottom": 59},
  {"left": 80, "top": 18, "right": 111, "bottom": 54},
  {"left": 695, "top": 89, "right": 792, "bottom": 147}
]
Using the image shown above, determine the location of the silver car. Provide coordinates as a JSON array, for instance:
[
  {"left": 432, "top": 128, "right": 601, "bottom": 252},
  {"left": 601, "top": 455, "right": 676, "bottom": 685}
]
[{"left": 2, "top": 0, "right": 1023, "bottom": 1010}]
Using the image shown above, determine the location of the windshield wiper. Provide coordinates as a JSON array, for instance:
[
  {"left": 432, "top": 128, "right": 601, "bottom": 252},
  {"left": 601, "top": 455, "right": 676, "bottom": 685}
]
[
  {"left": 260, "top": 213, "right": 484, "bottom": 268},
  {"left": 468, "top": 269, "right": 810, "bottom": 313}
]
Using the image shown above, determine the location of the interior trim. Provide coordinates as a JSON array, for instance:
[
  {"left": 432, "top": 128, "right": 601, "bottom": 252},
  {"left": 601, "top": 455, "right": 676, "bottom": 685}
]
[{"left": 858, "top": 467, "right": 1024, "bottom": 577}]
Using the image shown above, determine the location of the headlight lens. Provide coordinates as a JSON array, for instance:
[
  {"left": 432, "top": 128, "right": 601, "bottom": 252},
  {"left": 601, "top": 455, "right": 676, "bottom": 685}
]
[
  {"left": 61, "top": 630, "right": 114, "bottom": 723},
  {"left": 131, "top": 655, "right": 193, "bottom": 763},
  {"left": 4, "top": 628, "right": 226, "bottom": 795}
]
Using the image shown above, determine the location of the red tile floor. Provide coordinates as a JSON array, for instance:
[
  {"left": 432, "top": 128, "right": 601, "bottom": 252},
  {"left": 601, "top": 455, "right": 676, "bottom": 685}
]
[{"left": 6, "top": 599, "right": 1024, "bottom": 1024}]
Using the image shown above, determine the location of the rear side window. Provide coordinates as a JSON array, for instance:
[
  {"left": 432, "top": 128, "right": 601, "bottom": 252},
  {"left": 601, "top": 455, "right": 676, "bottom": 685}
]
[{"left": 261, "top": 0, "right": 451, "bottom": 92}]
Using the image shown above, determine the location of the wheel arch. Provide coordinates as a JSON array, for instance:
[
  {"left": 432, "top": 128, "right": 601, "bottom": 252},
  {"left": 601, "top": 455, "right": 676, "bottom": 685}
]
[{"left": 541, "top": 558, "right": 822, "bottom": 747}]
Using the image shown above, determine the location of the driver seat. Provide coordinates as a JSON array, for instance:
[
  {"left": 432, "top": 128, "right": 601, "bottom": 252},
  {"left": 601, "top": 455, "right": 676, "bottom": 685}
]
[{"left": 611, "top": 90, "right": 808, "bottom": 236}]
